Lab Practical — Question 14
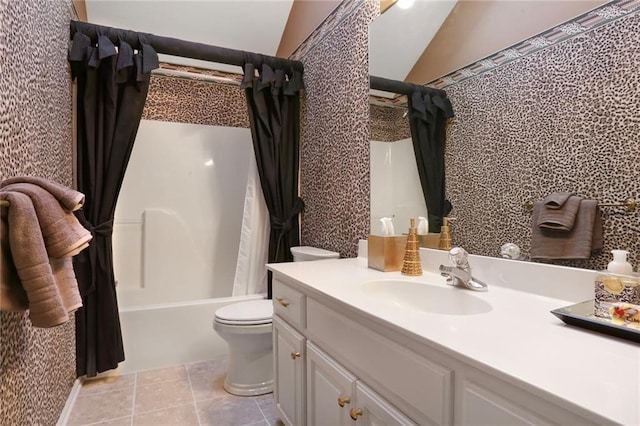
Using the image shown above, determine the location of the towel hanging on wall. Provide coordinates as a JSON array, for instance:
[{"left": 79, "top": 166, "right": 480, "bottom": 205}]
[
  {"left": 0, "top": 179, "right": 91, "bottom": 327},
  {"left": 530, "top": 194, "right": 603, "bottom": 260}
]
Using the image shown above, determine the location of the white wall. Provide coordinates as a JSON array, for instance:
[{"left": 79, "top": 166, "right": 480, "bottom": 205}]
[
  {"left": 370, "top": 138, "right": 427, "bottom": 235},
  {"left": 113, "top": 120, "right": 253, "bottom": 307}
]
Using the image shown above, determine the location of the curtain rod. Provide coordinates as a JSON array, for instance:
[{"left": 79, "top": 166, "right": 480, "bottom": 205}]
[
  {"left": 370, "top": 75, "right": 445, "bottom": 97},
  {"left": 70, "top": 21, "right": 304, "bottom": 73},
  {"left": 151, "top": 68, "right": 242, "bottom": 87}
]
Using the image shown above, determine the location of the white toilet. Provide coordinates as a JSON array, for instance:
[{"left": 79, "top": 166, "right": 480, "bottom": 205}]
[{"left": 213, "top": 246, "right": 340, "bottom": 396}]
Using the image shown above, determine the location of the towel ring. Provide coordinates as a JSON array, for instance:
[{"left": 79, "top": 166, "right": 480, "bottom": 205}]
[{"left": 523, "top": 198, "right": 637, "bottom": 213}]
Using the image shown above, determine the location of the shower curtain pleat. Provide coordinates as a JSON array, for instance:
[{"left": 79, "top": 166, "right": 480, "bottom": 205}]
[
  {"left": 69, "top": 32, "right": 158, "bottom": 377},
  {"left": 233, "top": 147, "right": 269, "bottom": 296},
  {"left": 241, "top": 63, "right": 305, "bottom": 298}
]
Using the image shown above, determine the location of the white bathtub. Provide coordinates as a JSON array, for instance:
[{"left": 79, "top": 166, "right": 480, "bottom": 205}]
[
  {"left": 114, "top": 294, "right": 264, "bottom": 374},
  {"left": 108, "top": 122, "right": 261, "bottom": 375}
]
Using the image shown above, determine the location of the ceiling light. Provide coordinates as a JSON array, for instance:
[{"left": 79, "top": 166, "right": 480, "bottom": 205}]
[{"left": 396, "top": 0, "right": 415, "bottom": 9}]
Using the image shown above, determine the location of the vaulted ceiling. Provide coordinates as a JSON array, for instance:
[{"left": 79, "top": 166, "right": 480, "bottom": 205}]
[{"left": 76, "top": 0, "right": 609, "bottom": 87}]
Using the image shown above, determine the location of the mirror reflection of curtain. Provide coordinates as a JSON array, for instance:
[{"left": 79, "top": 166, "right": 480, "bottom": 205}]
[
  {"left": 69, "top": 32, "right": 159, "bottom": 377},
  {"left": 241, "top": 64, "right": 305, "bottom": 298},
  {"left": 408, "top": 89, "right": 455, "bottom": 233}
]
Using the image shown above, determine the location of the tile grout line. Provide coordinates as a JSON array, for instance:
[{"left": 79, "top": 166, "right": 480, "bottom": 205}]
[
  {"left": 185, "top": 363, "right": 204, "bottom": 425},
  {"left": 82, "top": 415, "right": 132, "bottom": 426},
  {"left": 130, "top": 373, "right": 137, "bottom": 426},
  {"left": 254, "top": 398, "right": 269, "bottom": 424}
]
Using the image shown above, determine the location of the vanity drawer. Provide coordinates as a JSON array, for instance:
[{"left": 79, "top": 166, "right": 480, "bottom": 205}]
[
  {"left": 306, "top": 298, "right": 453, "bottom": 426},
  {"left": 273, "top": 278, "right": 306, "bottom": 330}
]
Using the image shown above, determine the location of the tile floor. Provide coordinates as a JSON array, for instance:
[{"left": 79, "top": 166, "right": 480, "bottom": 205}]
[{"left": 66, "top": 358, "right": 283, "bottom": 426}]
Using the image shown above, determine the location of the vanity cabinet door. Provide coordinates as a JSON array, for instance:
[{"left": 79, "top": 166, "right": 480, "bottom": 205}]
[
  {"left": 350, "top": 381, "right": 417, "bottom": 426},
  {"left": 458, "top": 380, "right": 553, "bottom": 426},
  {"left": 455, "top": 369, "right": 600, "bottom": 426},
  {"left": 306, "top": 342, "right": 357, "bottom": 426},
  {"left": 273, "top": 315, "right": 306, "bottom": 426}
]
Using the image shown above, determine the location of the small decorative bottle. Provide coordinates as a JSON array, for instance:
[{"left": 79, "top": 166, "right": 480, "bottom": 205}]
[
  {"left": 401, "top": 218, "right": 422, "bottom": 276},
  {"left": 607, "top": 250, "right": 633, "bottom": 274}
]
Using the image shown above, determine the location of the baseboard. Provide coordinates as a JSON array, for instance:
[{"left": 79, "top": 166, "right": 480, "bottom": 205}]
[{"left": 56, "top": 378, "right": 83, "bottom": 425}]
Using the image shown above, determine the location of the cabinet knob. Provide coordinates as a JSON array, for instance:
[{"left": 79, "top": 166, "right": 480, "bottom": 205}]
[
  {"left": 275, "top": 297, "right": 290, "bottom": 307},
  {"left": 290, "top": 351, "right": 301, "bottom": 359},
  {"left": 337, "top": 395, "right": 351, "bottom": 407},
  {"left": 350, "top": 408, "right": 363, "bottom": 420}
]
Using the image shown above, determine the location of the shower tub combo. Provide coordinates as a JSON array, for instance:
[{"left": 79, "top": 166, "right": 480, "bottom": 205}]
[{"left": 111, "top": 121, "right": 262, "bottom": 374}]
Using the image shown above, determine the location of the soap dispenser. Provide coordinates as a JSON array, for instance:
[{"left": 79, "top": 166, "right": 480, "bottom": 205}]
[
  {"left": 438, "top": 217, "right": 454, "bottom": 250},
  {"left": 607, "top": 250, "right": 633, "bottom": 274}
]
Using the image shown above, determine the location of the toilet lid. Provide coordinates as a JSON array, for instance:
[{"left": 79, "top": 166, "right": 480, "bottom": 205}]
[{"left": 215, "top": 300, "right": 273, "bottom": 325}]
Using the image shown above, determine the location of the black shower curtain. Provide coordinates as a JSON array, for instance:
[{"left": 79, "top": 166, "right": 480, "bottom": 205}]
[
  {"left": 69, "top": 32, "right": 158, "bottom": 377},
  {"left": 241, "top": 64, "right": 304, "bottom": 298},
  {"left": 407, "top": 89, "right": 455, "bottom": 233}
]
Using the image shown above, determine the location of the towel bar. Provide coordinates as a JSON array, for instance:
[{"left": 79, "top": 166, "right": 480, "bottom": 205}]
[
  {"left": 0, "top": 200, "right": 8, "bottom": 207},
  {"left": 523, "top": 198, "right": 637, "bottom": 213}
]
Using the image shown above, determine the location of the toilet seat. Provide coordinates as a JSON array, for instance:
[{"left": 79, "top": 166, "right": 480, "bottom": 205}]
[{"left": 214, "top": 300, "right": 273, "bottom": 326}]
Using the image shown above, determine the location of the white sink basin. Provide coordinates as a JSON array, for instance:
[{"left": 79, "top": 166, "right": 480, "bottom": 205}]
[{"left": 361, "top": 278, "right": 493, "bottom": 315}]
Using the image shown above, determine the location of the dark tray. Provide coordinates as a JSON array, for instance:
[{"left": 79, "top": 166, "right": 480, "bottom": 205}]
[{"left": 551, "top": 300, "right": 640, "bottom": 343}]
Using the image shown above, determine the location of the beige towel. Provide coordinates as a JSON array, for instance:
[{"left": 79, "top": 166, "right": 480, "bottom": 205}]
[
  {"left": 51, "top": 257, "right": 83, "bottom": 313},
  {"left": 543, "top": 192, "right": 573, "bottom": 209},
  {"left": 2, "top": 183, "right": 92, "bottom": 258},
  {"left": 536, "top": 193, "right": 581, "bottom": 231},
  {"left": 0, "top": 213, "right": 28, "bottom": 312},
  {"left": 531, "top": 199, "right": 602, "bottom": 259},
  {"left": 1, "top": 176, "right": 85, "bottom": 211},
  {"left": 0, "top": 191, "right": 69, "bottom": 327}
]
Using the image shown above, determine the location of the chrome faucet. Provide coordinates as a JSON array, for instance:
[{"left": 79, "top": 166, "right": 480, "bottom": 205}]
[{"left": 439, "top": 247, "right": 488, "bottom": 292}]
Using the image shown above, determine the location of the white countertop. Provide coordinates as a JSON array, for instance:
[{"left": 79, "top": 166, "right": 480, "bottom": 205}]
[{"left": 268, "top": 252, "right": 640, "bottom": 425}]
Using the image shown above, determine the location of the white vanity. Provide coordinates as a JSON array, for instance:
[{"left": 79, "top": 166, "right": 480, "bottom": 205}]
[{"left": 267, "top": 248, "right": 639, "bottom": 425}]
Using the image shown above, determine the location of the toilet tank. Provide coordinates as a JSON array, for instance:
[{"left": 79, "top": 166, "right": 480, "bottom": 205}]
[{"left": 291, "top": 246, "right": 340, "bottom": 262}]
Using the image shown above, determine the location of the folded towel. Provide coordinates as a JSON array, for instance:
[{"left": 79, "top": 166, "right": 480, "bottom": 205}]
[
  {"left": 1, "top": 176, "right": 85, "bottom": 211},
  {"left": 543, "top": 192, "right": 573, "bottom": 209},
  {"left": 2, "top": 183, "right": 92, "bottom": 258},
  {"left": 531, "top": 199, "right": 602, "bottom": 260},
  {"left": 536, "top": 194, "right": 581, "bottom": 231},
  {"left": 0, "top": 191, "right": 69, "bottom": 327}
]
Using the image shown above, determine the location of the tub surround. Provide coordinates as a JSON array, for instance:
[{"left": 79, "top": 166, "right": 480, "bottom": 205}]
[
  {"left": 115, "top": 294, "right": 264, "bottom": 375},
  {"left": 268, "top": 249, "right": 638, "bottom": 425}
]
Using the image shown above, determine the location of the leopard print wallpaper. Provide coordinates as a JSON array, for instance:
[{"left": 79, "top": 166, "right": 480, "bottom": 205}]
[
  {"left": 370, "top": 104, "right": 410, "bottom": 142},
  {"left": 444, "top": 10, "right": 640, "bottom": 270},
  {"left": 142, "top": 74, "right": 248, "bottom": 128},
  {"left": 0, "top": 0, "right": 76, "bottom": 425},
  {"left": 292, "top": 0, "right": 379, "bottom": 258}
]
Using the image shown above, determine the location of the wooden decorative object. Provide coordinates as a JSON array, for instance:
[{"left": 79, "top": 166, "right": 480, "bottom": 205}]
[{"left": 368, "top": 235, "right": 408, "bottom": 272}]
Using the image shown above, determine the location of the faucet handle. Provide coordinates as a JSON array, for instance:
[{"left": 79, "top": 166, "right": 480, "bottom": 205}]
[
  {"left": 448, "top": 247, "right": 469, "bottom": 268},
  {"left": 439, "top": 265, "right": 471, "bottom": 284}
]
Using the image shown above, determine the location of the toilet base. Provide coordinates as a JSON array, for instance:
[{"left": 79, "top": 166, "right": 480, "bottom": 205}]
[
  {"left": 214, "top": 320, "right": 274, "bottom": 397},
  {"left": 223, "top": 377, "right": 274, "bottom": 396}
]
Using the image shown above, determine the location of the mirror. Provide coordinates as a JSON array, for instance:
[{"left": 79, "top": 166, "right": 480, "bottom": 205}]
[
  {"left": 368, "top": 0, "right": 456, "bottom": 237},
  {"left": 368, "top": 0, "right": 622, "bottom": 266}
]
